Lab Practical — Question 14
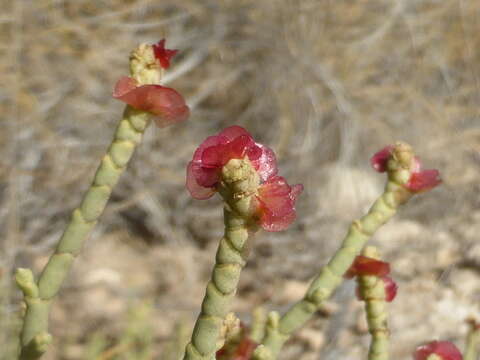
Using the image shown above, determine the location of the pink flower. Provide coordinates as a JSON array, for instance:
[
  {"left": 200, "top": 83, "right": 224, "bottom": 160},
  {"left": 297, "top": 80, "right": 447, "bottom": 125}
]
[
  {"left": 414, "top": 341, "right": 462, "bottom": 360},
  {"left": 152, "top": 39, "right": 178, "bottom": 69},
  {"left": 370, "top": 145, "right": 441, "bottom": 192},
  {"left": 186, "top": 126, "right": 278, "bottom": 200},
  {"left": 406, "top": 157, "right": 442, "bottom": 192},
  {"left": 370, "top": 145, "right": 394, "bottom": 173},
  {"left": 256, "top": 176, "right": 303, "bottom": 232},
  {"left": 346, "top": 255, "right": 398, "bottom": 302},
  {"left": 113, "top": 76, "right": 189, "bottom": 127}
]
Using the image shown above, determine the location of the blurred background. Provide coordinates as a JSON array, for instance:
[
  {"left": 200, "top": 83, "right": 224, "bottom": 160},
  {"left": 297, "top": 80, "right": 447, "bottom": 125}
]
[{"left": 1, "top": 0, "right": 479, "bottom": 359}]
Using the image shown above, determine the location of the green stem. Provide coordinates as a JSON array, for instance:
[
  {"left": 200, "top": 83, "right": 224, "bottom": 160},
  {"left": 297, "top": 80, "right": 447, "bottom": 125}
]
[
  {"left": 16, "top": 107, "right": 149, "bottom": 360},
  {"left": 183, "top": 159, "right": 259, "bottom": 360},
  {"left": 183, "top": 208, "right": 251, "bottom": 360},
  {"left": 253, "top": 145, "right": 415, "bottom": 360},
  {"left": 358, "top": 247, "right": 390, "bottom": 360},
  {"left": 464, "top": 322, "right": 480, "bottom": 360}
]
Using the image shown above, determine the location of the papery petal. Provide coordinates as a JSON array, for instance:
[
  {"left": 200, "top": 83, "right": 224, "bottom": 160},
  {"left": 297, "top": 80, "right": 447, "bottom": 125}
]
[
  {"left": 233, "top": 338, "right": 258, "bottom": 360},
  {"left": 371, "top": 145, "right": 394, "bottom": 172},
  {"left": 414, "top": 341, "right": 463, "bottom": 360},
  {"left": 186, "top": 162, "right": 216, "bottom": 200},
  {"left": 257, "top": 176, "right": 303, "bottom": 232},
  {"left": 345, "top": 255, "right": 390, "bottom": 278},
  {"left": 250, "top": 144, "right": 278, "bottom": 182},
  {"left": 113, "top": 76, "right": 138, "bottom": 98},
  {"left": 382, "top": 275, "right": 398, "bottom": 302},
  {"left": 406, "top": 169, "right": 441, "bottom": 192},
  {"left": 218, "top": 125, "right": 253, "bottom": 141},
  {"left": 152, "top": 39, "right": 178, "bottom": 69},
  {"left": 113, "top": 81, "right": 190, "bottom": 127}
]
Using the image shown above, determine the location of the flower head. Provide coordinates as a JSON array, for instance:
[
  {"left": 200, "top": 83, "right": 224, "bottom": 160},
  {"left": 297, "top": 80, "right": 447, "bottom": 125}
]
[
  {"left": 347, "top": 255, "right": 398, "bottom": 302},
  {"left": 186, "top": 126, "right": 302, "bottom": 232},
  {"left": 152, "top": 39, "right": 178, "bottom": 69},
  {"left": 370, "top": 144, "right": 441, "bottom": 192},
  {"left": 113, "top": 76, "right": 189, "bottom": 127},
  {"left": 414, "top": 341, "right": 462, "bottom": 360},
  {"left": 186, "top": 126, "right": 277, "bottom": 199}
]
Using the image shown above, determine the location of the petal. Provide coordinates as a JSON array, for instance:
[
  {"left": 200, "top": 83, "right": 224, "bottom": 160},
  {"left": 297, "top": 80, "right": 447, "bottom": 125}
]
[
  {"left": 257, "top": 176, "right": 303, "bottom": 232},
  {"left": 370, "top": 145, "right": 394, "bottom": 173},
  {"left": 113, "top": 81, "right": 189, "bottom": 126},
  {"left": 152, "top": 39, "right": 178, "bottom": 69},
  {"left": 113, "top": 76, "right": 138, "bottom": 98},
  {"left": 345, "top": 255, "right": 391, "bottom": 278},
  {"left": 249, "top": 144, "right": 278, "bottom": 182},
  {"left": 218, "top": 125, "right": 253, "bottom": 141},
  {"left": 186, "top": 162, "right": 216, "bottom": 200},
  {"left": 382, "top": 276, "right": 398, "bottom": 302},
  {"left": 406, "top": 169, "right": 441, "bottom": 192}
]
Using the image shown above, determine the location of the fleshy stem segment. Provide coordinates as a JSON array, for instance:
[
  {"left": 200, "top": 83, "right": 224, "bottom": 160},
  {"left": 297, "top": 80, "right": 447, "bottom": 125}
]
[
  {"left": 183, "top": 158, "right": 260, "bottom": 360},
  {"left": 15, "top": 44, "right": 161, "bottom": 360},
  {"left": 253, "top": 142, "right": 417, "bottom": 360},
  {"left": 464, "top": 320, "right": 480, "bottom": 360},
  {"left": 358, "top": 247, "right": 390, "bottom": 360}
]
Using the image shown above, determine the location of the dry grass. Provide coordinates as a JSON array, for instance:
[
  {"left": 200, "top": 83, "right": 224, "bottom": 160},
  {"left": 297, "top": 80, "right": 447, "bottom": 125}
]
[{"left": 1, "top": 0, "right": 479, "bottom": 359}]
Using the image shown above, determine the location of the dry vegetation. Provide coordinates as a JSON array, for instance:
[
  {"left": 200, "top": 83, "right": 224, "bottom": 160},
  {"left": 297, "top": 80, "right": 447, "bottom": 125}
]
[{"left": 1, "top": 0, "right": 479, "bottom": 359}]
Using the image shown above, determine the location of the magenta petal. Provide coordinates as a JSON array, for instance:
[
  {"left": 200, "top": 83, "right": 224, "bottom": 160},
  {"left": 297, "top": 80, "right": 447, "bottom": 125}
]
[
  {"left": 186, "top": 162, "right": 216, "bottom": 200},
  {"left": 382, "top": 276, "right": 398, "bottom": 302},
  {"left": 414, "top": 341, "right": 463, "bottom": 360},
  {"left": 371, "top": 145, "right": 394, "bottom": 172},
  {"left": 406, "top": 169, "right": 441, "bottom": 192},
  {"left": 250, "top": 144, "right": 278, "bottom": 182}
]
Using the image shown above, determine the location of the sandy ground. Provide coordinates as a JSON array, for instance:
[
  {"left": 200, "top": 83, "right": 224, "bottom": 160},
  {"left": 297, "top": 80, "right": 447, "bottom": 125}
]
[{"left": 1, "top": 0, "right": 479, "bottom": 359}]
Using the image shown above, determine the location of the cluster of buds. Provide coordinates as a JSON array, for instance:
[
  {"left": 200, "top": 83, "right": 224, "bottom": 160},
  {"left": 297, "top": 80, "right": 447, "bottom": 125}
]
[
  {"left": 113, "top": 39, "right": 190, "bottom": 127},
  {"left": 186, "top": 126, "right": 303, "bottom": 231}
]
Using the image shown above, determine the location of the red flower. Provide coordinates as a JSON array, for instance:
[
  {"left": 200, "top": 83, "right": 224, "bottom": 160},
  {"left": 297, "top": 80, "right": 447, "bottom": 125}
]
[
  {"left": 113, "top": 76, "right": 189, "bottom": 127},
  {"left": 186, "top": 126, "right": 278, "bottom": 200},
  {"left": 370, "top": 145, "right": 441, "bottom": 192},
  {"left": 347, "top": 256, "right": 398, "bottom": 302},
  {"left": 414, "top": 341, "right": 462, "bottom": 360},
  {"left": 345, "top": 255, "right": 390, "bottom": 279},
  {"left": 152, "top": 39, "right": 178, "bottom": 69},
  {"left": 256, "top": 176, "right": 303, "bottom": 232}
]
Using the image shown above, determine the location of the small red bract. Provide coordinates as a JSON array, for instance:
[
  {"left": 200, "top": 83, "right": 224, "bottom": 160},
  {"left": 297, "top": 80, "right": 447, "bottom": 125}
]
[
  {"left": 345, "top": 255, "right": 390, "bottom": 278},
  {"left": 152, "top": 39, "right": 178, "bottom": 69},
  {"left": 186, "top": 126, "right": 278, "bottom": 200},
  {"left": 414, "top": 341, "right": 463, "bottom": 360},
  {"left": 256, "top": 176, "right": 303, "bottom": 232},
  {"left": 370, "top": 145, "right": 394, "bottom": 173},
  {"left": 382, "top": 275, "right": 398, "bottom": 302},
  {"left": 113, "top": 76, "right": 189, "bottom": 127},
  {"left": 406, "top": 157, "right": 441, "bottom": 192}
]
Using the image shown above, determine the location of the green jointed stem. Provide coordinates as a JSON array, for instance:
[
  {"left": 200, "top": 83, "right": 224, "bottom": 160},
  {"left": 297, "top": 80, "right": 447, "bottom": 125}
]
[
  {"left": 16, "top": 43, "right": 161, "bottom": 360},
  {"left": 254, "top": 143, "right": 416, "bottom": 360},
  {"left": 358, "top": 247, "right": 390, "bottom": 360},
  {"left": 183, "top": 159, "right": 260, "bottom": 360},
  {"left": 464, "top": 322, "right": 480, "bottom": 360}
]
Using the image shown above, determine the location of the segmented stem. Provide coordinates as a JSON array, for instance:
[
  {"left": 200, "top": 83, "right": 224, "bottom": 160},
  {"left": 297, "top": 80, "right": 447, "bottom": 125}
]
[
  {"left": 358, "top": 247, "right": 390, "bottom": 360},
  {"left": 253, "top": 149, "right": 414, "bottom": 360},
  {"left": 183, "top": 158, "right": 259, "bottom": 360},
  {"left": 16, "top": 107, "right": 149, "bottom": 360}
]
